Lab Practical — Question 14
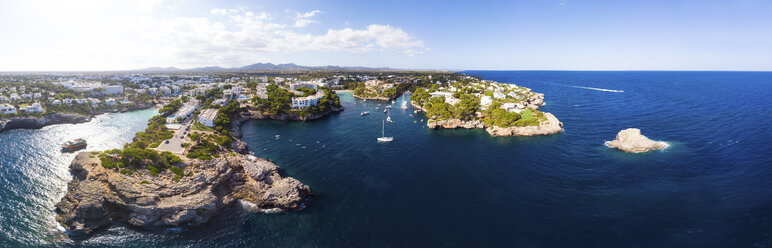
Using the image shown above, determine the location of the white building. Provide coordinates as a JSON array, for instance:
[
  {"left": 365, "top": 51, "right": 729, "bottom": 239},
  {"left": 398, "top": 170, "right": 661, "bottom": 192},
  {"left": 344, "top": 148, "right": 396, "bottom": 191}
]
[
  {"left": 148, "top": 87, "right": 158, "bottom": 95},
  {"left": 0, "top": 95, "right": 8, "bottom": 102},
  {"left": 33, "top": 92, "right": 42, "bottom": 98},
  {"left": 62, "top": 98, "right": 73, "bottom": 105},
  {"left": 198, "top": 108, "right": 219, "bottom": 127},
  {"left": 160, "top": 86, "right": 172, "bottom": 96},
  {"left": 166, "top": 102, "right": 197, "bottom": 123},
  {"left": 21, "top": 102, "right": 45, "bottom": 113},
  {"left": 52, "top": 100, "right": 62, "bottom": 105},
  {"left": 291, "top": 91, "right": 325, "bottom": 109},
  {"left": 480, "top": 96, "right": 492, "bottom": 106},
  {"left": 105, "top": 98, "right": 117, "bottom": 106},
  {"left": 0, "top": 104, "right": 16, "bottom": 114},
  {"left": 429, "top": 91, "right": 453, "bottom": 98},
  {"left": 101, "top": 85, "right": 124, "bottom": 95},
  {"left": 9, "top": 93, "right": 20, "bottom": 101},
  {"left": 88, "top": 98, "right": 101, "bottom": 106},
  {"left": 493, "top": 91, "right": 506, "bottom": 99}
]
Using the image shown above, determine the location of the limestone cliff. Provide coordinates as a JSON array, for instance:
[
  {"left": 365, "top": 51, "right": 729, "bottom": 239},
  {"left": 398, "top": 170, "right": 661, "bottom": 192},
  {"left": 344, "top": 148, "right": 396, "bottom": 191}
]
[
  {"left": 55, "top": 152, "right": 311, "bottom": 235},
  {"left": 485, "top": 113, "right": 563, "bottom": 137}
]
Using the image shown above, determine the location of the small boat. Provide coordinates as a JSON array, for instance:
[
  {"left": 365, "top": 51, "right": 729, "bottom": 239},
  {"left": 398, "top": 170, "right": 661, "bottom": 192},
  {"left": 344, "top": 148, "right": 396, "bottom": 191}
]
[
  {"left": 361, "top": 111, "right": 370, "bottom": 116},
  {"left": 383, "top": 109, "right": 387, "bottom": 113},
  {"left": 386, "top": 116, "right": 392, "bottom": 122},
  {"left": 413, "top": 110, "right": 419, "bottom": 114},
  {"left": 61, "top": 138, "right": 87, "bottom": 152},
  {"left": 377, "top": 120, "right": 393, "bottom": 142},
  {"left": 375, "top": 107, "right": 380, "bottom": 110},
  {"left": 409, "top": 114, "right": 413, "bottom": 117}
]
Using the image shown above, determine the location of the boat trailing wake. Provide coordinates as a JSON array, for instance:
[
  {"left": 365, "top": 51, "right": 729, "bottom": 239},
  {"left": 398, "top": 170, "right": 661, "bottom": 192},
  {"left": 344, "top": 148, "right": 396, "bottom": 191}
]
[{"left": 570, "top": 85, "right": 624, "bottom": 93}]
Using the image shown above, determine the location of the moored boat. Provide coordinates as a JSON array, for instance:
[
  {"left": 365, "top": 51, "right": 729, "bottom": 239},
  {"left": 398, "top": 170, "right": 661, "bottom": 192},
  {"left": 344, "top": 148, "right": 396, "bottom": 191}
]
[{"left": 61, "top": 138, "right": 87, "bottom": 152}]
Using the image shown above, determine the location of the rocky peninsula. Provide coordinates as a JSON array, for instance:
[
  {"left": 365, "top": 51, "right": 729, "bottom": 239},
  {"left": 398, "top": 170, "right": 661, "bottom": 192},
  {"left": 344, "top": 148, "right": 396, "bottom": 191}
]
[
  {"left": 415, "top": 95, "right": 563, "bottom": 137},
  {"left": 55, "top": 151, "right": 311, "bottom": 235},
  {"left": 605, "top": 128, "right": 669, "bottom": 153},
  {"left": 0, "top": 102, "right": 154, "bottom": 134},
  {"left": 243, "top": 106, "right": 343, "bottom": 122}
]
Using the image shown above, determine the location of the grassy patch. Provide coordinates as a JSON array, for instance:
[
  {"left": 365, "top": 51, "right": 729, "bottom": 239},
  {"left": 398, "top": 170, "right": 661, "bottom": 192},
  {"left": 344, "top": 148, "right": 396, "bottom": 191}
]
[{"left": 191, "top": 121, "right": 215, "bottom": 132}]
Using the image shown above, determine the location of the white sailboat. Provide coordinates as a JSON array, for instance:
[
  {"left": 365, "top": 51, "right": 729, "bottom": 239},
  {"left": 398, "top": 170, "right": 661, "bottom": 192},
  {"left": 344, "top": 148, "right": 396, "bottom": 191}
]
[
  {"left": 386, "top": 109, "right": 393, "bottom": 122},
  {"left": 377, "top": 120, "right": 393, "bottom": 142}
]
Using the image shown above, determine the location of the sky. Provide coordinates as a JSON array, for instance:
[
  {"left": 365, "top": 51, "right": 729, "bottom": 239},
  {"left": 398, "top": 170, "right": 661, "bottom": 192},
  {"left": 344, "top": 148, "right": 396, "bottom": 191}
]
[{"left": 0, "top": 0, "right": 770, "bottom": 71}]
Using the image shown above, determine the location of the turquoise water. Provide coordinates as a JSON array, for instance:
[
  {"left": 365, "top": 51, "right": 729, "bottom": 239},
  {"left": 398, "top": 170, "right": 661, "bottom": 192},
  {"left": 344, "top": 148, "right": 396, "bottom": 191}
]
[
  {"left": 1, "top": 71, "right": 771, "bottom": 247},
  {"left": 0, "top": 109, "right": 158, "bottom": 247}
]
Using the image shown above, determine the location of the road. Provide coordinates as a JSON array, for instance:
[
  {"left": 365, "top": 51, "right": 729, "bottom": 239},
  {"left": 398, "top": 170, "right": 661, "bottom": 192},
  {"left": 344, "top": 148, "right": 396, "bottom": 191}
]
[{"left": 156, "top": 118, "right": 194, "bottom": 155}]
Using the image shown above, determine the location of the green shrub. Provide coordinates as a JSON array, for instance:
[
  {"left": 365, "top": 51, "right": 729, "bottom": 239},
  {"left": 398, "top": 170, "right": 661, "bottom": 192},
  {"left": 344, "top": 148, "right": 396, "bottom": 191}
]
[
  {"left": 149, "top": 142, "right": 161, "bottom": 148},
  {"left": 120, "top": 169, "right": 133, "bottom": 175},
  {"left": 147, "top": 165, "right": 160, "bottom": 176},
  {"left": 173, "top": 175, "right": 181, "bottom": 182},
  {"left": 169, "top": 166, "right": 184, "bottom": 177},
  {"left": 140, "top": 180, "right": 149, "bottom": 185},
  {"left": 101, "top": 157, "right": 116, "bottom": 169}
]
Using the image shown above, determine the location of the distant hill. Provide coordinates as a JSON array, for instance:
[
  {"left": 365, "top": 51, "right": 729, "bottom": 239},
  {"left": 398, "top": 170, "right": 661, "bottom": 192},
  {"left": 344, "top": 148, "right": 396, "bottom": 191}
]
[{"left": 131, "top": 63, "right": 398, "bottom": 72}]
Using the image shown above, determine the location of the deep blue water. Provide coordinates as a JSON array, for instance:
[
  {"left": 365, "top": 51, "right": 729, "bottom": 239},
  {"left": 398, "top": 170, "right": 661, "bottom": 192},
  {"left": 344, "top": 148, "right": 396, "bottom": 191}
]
[{"left": 1, "top": 71, "right": 771, "bottom": 247}]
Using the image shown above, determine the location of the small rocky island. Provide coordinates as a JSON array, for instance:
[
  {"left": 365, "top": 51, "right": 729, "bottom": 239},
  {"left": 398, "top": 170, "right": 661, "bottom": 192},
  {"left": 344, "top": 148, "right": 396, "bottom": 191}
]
[
  {"left": 605, "top": 128, "right": 669, "bottom": 153},
  {"left": 55, "top": 98, "right": 311, "bottom": 235},
  {"left": 411, "top": 75, "right": 563, "bottom": 137}
]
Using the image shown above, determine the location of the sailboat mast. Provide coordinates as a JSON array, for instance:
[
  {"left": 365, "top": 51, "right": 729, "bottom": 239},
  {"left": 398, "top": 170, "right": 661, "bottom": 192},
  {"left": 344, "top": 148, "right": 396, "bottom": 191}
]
[{"left": 382, "top": 120, "right": 385, "bottom": 137}]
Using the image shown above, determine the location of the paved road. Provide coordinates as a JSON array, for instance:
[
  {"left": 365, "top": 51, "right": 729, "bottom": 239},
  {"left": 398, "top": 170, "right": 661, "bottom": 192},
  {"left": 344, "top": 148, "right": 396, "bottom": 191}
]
[{"left": 156, "top": 118, "right": 193, "bottom": 155}]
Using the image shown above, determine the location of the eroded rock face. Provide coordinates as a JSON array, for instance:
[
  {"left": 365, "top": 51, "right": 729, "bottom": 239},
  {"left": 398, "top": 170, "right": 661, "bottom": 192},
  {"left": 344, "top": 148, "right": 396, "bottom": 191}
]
[
  {"left": 485, "top": 112, "right": 564, "bottom": 137},
  {"left": 605, "top": 128, "right": 669, "bottom": 153},
  {"left": 55, "top": 152, "right": 311, "bottom": 235},
  {"left": 427, "top": 119, "right": 485, "bottom": 129}
]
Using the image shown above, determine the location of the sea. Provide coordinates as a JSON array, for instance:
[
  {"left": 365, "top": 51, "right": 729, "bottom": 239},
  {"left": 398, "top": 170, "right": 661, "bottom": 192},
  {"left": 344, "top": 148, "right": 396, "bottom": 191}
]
[{"left": 0, "top": 71, "right": 770, "bottom": 247}]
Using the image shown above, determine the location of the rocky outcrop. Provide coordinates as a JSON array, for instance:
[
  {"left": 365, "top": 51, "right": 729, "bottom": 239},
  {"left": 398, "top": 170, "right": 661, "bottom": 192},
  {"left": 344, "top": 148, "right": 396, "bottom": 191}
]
[
  {"left": 353, "top": 94, "right": 396, "bottom": 101},
  {"left": 485, "top": 112, "right": 563, "bottom": 137},
  {"left": 0, "top": 103, "right": 154, "bottom": 134},
  {"left": 0, "top": 113, "right": 91, "bottom": 132},
  {"left": 243, "top": 106, "right": 343, "bottom": 122},
  {"left": 605, "top": 128, "right": 669, "bottom": 153},
  {"left": 55, "top": 152, "right": 311, "bottom": 235},
  {"left": 427, "top": 119, "right": 485, "bottom": 129}
]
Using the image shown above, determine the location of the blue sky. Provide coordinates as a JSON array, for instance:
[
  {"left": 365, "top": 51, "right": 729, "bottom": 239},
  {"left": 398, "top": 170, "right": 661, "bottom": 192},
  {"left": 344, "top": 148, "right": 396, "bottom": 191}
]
[{"left": 0, "top": 0, "right": 770, "bottom": 71}]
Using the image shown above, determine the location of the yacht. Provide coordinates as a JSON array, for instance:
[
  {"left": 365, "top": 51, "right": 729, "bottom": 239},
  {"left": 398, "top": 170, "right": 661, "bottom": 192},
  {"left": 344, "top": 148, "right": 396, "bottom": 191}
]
[
  {"left": 377, "top": 120, "right": 393, "bottom": 142},
  {"left": 361, "top": 111, "right": 370, "bottom": 116}
]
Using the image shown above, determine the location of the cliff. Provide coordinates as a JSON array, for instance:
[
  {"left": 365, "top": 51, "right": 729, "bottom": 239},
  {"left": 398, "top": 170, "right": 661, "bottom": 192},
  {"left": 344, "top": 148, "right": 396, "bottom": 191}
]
[
  {"left": 413, "top": 101, "right": 562, "bottom": 137},
  {"left": 485, "top": 113, "right": 563, "bottom": 137},
  {"left": 353, "top": 94, "right": 396, "bottom": 101},
  {"left": 0, "top": 113, "right": 91, "bottom": 133},
  {"left": 243, "top": 106, "right": 343, "bottom": 122},
  {"left": 605, "top": 128, "right": 669, "bottom": 153},
  {"left": 427, "top": 119, "right": 485, "bottom": 129},
  {"left": 0, "top": 102, "right": 154, "bottom": 133},
  {"left": 55, "top": 152, "right": 311, "bottom": 235}
]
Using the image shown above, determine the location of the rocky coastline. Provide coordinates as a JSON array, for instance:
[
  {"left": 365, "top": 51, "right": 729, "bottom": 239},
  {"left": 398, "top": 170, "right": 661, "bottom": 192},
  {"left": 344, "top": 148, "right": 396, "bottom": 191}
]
[
  {"left": 55, "top": 151, "right": 311, "bottom": 235},
  {"left": 353, "top": 94, "right": 396, "bottom": 101},
  {"left": 0, "top": 102, "right": 154, "bottom": 134},
  {"left": 605, "top": 128, "right": 669, "bottom": 153},
  {"left": 242, "top": 106, "right": 343, "bottom": 122},
  {"left": 414, "top": 101, "right": 562, "bottom": 137},
  {"left": 54, "top": 106, "right": 313, "bottom": 235}
]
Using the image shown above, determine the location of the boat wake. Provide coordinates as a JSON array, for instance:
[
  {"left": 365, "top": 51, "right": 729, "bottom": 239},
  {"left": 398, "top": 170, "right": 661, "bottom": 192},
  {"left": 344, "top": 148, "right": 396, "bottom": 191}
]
[{"left": 570, "top": 85, "right": 624, "bottom": 93}]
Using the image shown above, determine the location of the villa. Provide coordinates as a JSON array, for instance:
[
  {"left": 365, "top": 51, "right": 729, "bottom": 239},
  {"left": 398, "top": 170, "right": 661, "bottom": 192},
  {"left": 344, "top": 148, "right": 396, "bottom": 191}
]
[
  {"left": 291, "top": 91, "right": 325, "bottom": 109},
  {"left": 20, "top": 102, "right": 45, "bottom": 113},
  {"left": 0, "top": 104, "right": 16, "bottom": 114},
  {"left": 105, "top": 98, "right": 117, "bottom": 106},
  {"left": 198, "top": 108, "right": 219, "bottom": 127}
]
